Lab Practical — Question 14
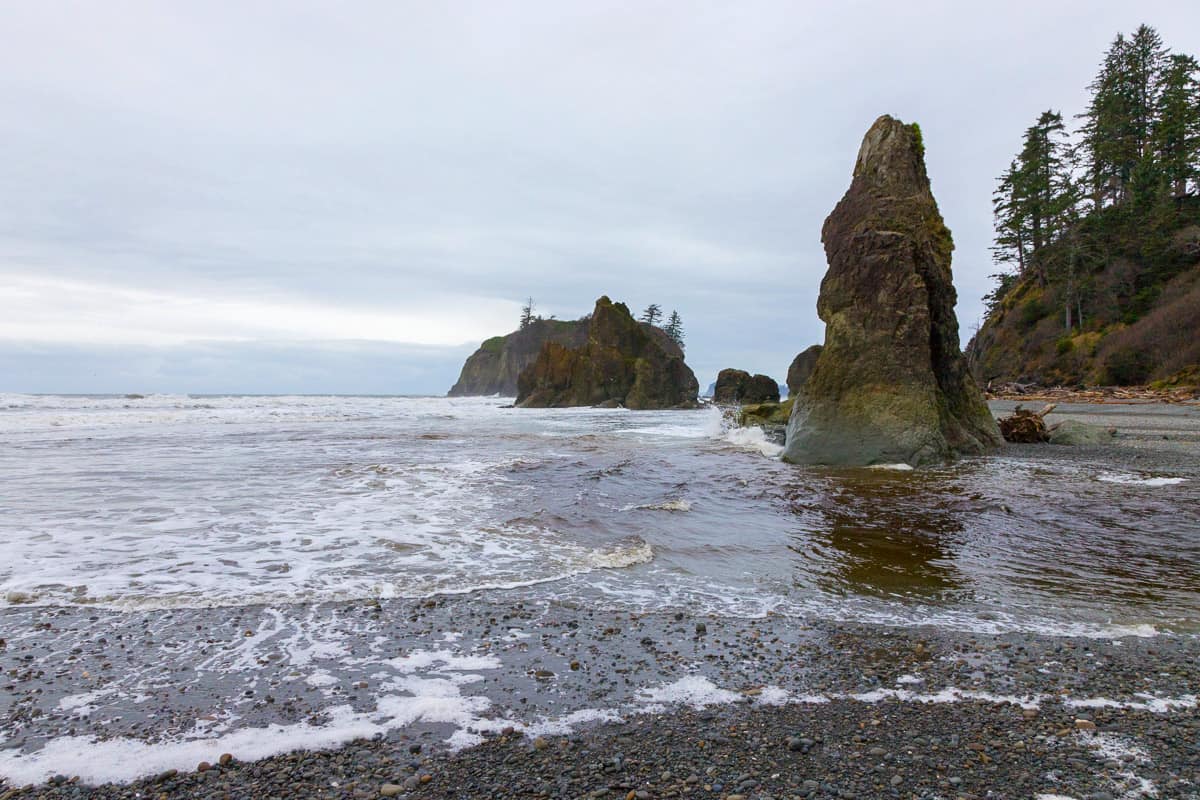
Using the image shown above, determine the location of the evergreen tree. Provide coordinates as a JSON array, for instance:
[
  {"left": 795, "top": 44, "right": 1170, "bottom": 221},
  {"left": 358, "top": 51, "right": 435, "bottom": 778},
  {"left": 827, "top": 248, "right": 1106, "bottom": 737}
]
[
  {"left": 1079, "top": 26, "right": 1168, "bottom": 206},
  {"left": 991, "top": 111, "right": 1077, "bottom": 285},
  {"left": 640, "top": 304, "right": 663, "bottom": 326},
  {"left": 1153, "top": 53, "right": 1200, "bottom": 197},
  {"left": 991, "top": 160, "right": 1029, "bottom": 274},
  {"left": 519, "top": 297, "right": 535, "bottom": 329},
  {"left": 663, "top": 311, "right": 685, "bottom": 349}
]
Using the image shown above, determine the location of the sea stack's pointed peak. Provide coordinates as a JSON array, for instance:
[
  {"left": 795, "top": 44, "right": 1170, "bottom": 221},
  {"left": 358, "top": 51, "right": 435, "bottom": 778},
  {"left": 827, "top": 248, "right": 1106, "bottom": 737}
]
[
  {"left": 852, "top": 114, "right": 927, "bottom": 190},
  {"left": 782, "top": 114, "right": 1001, "bottom": 467}
]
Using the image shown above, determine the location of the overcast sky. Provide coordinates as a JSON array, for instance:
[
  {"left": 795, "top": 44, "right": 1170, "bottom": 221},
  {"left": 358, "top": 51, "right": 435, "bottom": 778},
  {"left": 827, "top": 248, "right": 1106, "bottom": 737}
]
[{"left": 3, "top": 2, "right": 1198, "bottom": 394}]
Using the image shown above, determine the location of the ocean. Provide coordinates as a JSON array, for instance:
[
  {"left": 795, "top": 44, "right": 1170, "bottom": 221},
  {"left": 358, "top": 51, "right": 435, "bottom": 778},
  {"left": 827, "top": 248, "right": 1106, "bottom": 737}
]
[{"left": 0, "top": 393, "right": 1197, "bottom": 785}]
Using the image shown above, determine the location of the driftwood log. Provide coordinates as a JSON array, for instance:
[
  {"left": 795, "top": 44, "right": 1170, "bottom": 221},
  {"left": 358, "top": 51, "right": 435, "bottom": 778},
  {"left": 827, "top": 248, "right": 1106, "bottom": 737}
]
[{"left": 998, "top": 403, "right": 1056, "bottom": 443}]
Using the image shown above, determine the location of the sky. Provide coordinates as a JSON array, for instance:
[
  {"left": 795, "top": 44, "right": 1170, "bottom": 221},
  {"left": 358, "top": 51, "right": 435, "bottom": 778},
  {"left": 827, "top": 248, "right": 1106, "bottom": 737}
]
[{"left": 3, "top": 2, "right": 1199, "bottom": 395}]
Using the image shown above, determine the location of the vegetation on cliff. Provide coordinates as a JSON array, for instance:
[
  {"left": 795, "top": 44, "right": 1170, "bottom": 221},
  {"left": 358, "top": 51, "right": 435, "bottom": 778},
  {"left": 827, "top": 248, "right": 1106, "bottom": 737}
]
[
  {"left": 516, "top": 297, "right": 699, "bottom": 409},
  {"left": 970, "top": 25, "right": 1200, "bottom": 387}
]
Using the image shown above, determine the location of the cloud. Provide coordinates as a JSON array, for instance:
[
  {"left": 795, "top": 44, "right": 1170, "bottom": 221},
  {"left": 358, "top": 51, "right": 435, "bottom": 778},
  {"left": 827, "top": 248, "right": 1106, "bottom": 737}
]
[
  {"left": 0, "top": 272, "right": 518, "bottom": 347},
  {"left": 1, "top": 2, "right": 1198, "bottom": 392}
]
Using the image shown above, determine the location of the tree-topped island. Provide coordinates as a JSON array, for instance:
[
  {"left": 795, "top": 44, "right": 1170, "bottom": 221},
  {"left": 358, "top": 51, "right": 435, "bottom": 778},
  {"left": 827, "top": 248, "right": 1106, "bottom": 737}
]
[{"left": 516, "top": 296, "right": 700, "bottom": 409}]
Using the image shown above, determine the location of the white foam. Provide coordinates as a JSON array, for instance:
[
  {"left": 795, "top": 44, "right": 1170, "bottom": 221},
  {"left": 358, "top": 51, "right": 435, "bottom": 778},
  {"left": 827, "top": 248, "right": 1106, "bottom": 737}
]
[
  {"left": 588, "top": 539, "right": 655, "bottom": 568},
  {"left": 56, "top": 689, "right": 116, "bottom": 717},
  {"left": 1078, "top": 731, "right": 1158, "bottom": 798},
  {"left": 1066, "top": 693, "right": 1197, "bottom": 713},
  {"left": 1097, "top": 472, "right": 1185, "bottom": 487},
  {"left": 723, "top": 426, "right": 784, "bottom": 458},
  {"left": 385, "top": 649, "right": 501, "bottom": 674},
  {"left": 0, "top": 640, "right": 505, "bottom": 786},
  {"left": 755, "top": 685, "right": 792, "bottom": 706},
  {"left": 523, "top": 708, "right": 623, "bottom": 737},
  {"left": 636, "top": 676, "right": 742, "bottom": 708},
  {"left": 622, "top": 499, "right": 691, "bottom": 512},
  {"left": 867, "top": 463, "right": 915, "bottom": 471},
  {"left": 895, "top": 674, "right": 924, "bottom": 685}
]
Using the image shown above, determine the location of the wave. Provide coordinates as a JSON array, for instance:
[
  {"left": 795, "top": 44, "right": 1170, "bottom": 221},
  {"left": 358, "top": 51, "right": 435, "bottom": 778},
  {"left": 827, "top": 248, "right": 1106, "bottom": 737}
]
[{"left": 1097, "top": 472, "right": 1185, "bottom": 487}]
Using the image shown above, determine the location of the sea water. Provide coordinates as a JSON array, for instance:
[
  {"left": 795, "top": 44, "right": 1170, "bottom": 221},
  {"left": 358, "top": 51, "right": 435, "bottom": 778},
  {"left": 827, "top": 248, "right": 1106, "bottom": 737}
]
[{"left": 0, "top": 393, "right": 1197, "bottom": 784}]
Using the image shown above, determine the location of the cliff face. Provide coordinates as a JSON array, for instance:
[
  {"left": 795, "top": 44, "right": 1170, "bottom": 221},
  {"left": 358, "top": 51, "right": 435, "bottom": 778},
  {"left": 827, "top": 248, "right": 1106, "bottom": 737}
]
[
  {"left": 516, "top": 297, "right": 699, "bottom": 409},
  {"left": 449, "top": 319, "right": 587, "bottom": 397},
  {"left": 783, "top": 115, "right": 1001, "bottom": 466}
]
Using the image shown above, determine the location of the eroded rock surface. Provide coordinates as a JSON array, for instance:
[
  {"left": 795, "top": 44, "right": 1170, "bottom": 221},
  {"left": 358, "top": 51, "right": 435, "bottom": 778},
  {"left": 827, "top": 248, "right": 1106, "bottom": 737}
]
[
  {"left": 516, "top": 297, "right": 699, "bottom": 409},
  {"left": 783, "top": 116, "right": 1002, "bottom": 466},
  {"left": 786, "top": 345, "right": 823, "bottom": 396},
  {"left": 713, "top": 369, "right": 780, "bottom": 404},
  {"left": 449, "top": 319, "right": 586, "bottom": 397}
]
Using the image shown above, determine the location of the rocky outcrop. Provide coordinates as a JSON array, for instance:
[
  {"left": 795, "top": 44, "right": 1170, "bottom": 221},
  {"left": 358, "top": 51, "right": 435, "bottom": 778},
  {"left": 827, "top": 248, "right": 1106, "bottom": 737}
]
[
  {"left": 516, "top": 297, "right": 699, "bottom": 409},
  {"left": 786, "top": 345, "right": 822, "bottom": 396},
  {"left": 713, "top": 369, "right": 780, "bottom": 404},
  {"left": 713, "top": 369, "right": 749, "bottom": 403},
  {"left": 449, "top": 319, "right": 586, "bottom": 396},
  {"left": 783, "top": 115, "right": 1002, "bottom": 466}
]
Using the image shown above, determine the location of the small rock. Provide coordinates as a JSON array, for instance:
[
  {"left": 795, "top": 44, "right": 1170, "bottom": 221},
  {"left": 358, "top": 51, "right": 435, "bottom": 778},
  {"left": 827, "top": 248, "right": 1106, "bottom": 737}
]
[
  {"left": 380, "top": 784, "right": 403, "bottom": 797},
  {"left": 695, "top": 622, "right": 707, "bottom": 635},
  {"left": 218, "top": 753, "right": 233, "bottom": 766},
  {"left": 533, "top": 736, "right": 550, "bottom": 750},
  {"left": 1075, "top": 719, "right": 1097, "bottom": 731}
]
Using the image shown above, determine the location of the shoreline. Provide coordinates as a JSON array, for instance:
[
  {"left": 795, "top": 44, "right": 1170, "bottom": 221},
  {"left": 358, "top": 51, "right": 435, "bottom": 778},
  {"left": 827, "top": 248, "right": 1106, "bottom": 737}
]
[{"left": 2, "top": 600, "right": 1197, "bottom": 799}]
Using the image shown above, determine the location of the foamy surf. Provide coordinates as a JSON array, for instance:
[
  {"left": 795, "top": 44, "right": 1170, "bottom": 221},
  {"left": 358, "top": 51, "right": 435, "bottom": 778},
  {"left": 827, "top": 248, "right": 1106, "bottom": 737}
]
[
  {"left": 1097, "top": 472, "right": 1186, "bottom": 486},
  {"left": 722, "top": 425, "right": 784, "bottom": 458},
  {"left": 621, "top": 498, "right": 692, "bottom": 512}
]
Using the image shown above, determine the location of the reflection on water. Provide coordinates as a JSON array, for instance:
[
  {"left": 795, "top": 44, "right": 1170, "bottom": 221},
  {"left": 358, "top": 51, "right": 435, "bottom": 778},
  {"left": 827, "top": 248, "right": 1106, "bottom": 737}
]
[
  {"left": 791, "top": 472, "right": 966, "bottom": 600},
  {"left": 1, "top": 395, "right": 1197, "bottom": 634}
]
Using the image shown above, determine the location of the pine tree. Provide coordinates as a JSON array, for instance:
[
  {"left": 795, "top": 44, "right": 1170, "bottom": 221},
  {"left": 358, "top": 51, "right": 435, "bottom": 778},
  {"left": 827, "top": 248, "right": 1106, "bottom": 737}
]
[
  {"left": 1079, "top": 26, "right": 1168, "bottom": 206},
  {"left": 519, "top": 297, "right": 536, "bottom": 329},
  {"left": 991, "top": 160, "right": 1029, "bottom": 275},
  {"left": 991, "top": 112, "right": 1077, "bottom": 285},
  {"left": 640, "top": 304, "right": 663, "bottom": 327},
  {"left": 1079, "top": 32, "right": 1132, "bottom": 206},
  {"left": 1153, "top": 53, "right": 1200, "bottom": 197},
  {"left": 663, "top": 311, "right": 684, "bottom": 349}
]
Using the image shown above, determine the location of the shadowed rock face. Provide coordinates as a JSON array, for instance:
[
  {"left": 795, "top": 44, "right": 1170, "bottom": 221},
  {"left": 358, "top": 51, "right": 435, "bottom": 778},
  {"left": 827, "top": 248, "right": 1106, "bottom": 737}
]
[
  {"left": 516, "top": 297, "right": 699, "bottom": 409},
  {"left": 713, "top": 368, "right": 751, "bottom": 403},
  {"left": 786, "top": 345, "right": 823, "bottom": 396},
  {"left": 449, "top": 319, "right": 586, "bottom": 397},
  {"left": 714, "top": 369, "right": 779, "bottom": 404},
  {"left": 783, "top": 115, "right": 1002, "bottom": 466}
]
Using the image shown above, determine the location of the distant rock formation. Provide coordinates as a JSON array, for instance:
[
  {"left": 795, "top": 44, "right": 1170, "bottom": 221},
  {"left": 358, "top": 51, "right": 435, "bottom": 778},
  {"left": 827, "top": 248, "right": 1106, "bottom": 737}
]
[
  {"left": 713, "top": 369, "right": 779, "bottom": 404},
  {"left": 516, "top": 296, "right": 700, "bottom": 409},
  {"left": 786, "top": 345, "right": 822, "bottom": 396},
  {"left": 783, "top": 115, "right": 1002, "bottom": 466},
  {"left": 449, "top": 319, "right": 586, "bottom": 396},
  {"left": 712, "top": 369, "right": 747, "bottom": 403}
]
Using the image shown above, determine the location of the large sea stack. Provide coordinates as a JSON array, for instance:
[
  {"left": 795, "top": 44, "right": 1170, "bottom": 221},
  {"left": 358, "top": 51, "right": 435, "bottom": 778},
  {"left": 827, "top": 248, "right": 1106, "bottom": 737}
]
[
  {"left": 449, "top": 319, "right": 586, "bottom": 396},
  {"left": 782, "top": 115, "right": 1002, "bottom": 466},
  {"left": 517, "top": 296, "right": 699, "bottom": 409}
]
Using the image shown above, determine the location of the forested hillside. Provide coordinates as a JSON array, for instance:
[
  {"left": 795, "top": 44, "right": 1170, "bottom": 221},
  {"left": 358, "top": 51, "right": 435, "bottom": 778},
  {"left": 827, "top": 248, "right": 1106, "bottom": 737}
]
[{"left": 969, "top": 25, "right": 1200, "bottom": 388}]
